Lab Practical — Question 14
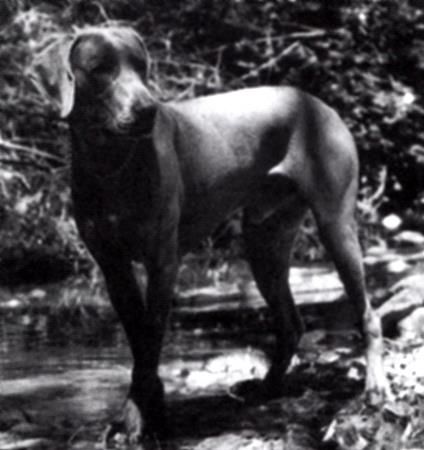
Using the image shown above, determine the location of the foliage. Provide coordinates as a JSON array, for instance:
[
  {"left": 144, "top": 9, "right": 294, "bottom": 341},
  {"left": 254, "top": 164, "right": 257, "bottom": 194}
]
[{"left": 1, "top": 0, "right": 424, "bottom": 283}]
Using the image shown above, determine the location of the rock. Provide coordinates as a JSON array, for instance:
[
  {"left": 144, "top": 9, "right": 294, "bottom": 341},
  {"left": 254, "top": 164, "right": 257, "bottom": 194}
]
[
  {"left": 384, "top": 340, "right": 424, "bottom": 402},
  {"left": 386, "top": 259, "right": 412, "bottom": 275},
  {"left": 0, "top": 437, "right": 55, "bottom": 450},
  {"left": 389, "top": 274, "right": 424, "bottom": 295},
  {"left": 0, "top": 410, "right": 30, "bottom": 431},
  {"left": 204, "top": 349, "right": 268, "bottom": 376},
  {"left": 397, "top": 307, "right": 424, "bottom": 340},
  {"left": 28, "top": 289, "right": 46, "bottom": 301},
  {"left": 408, "top": 144, "right": 424, "bottom": 164},
  {"left": 366, "top": 244, "right": 389, "bottom": 257},
  {"left": 10, "top": 422, "right": 52, "bottom": 438},
  {"left": 363, "top": 252, "right": 396, "bottom": 267},
  {"left": 382, "top": 214, "right": 402, "bottom": 231},
  {"left": 183, "top": 349, "right": 269, "bottom": 393},
  {"left": 323, "top": 400, "right": 374, "bottom": 450},
  {"left": 0, "top": 298, "right": 24, "bottom": 310},
  {"left": 386, "top": 259, "right": 411, "bottom": 274},
  {"left": 378, "top": 274, "right": 424, "bottom": 335},
  {"left": 391, "top": 230, "right": 424, "bottom": 248},
  {"left": 285, "top": 423, "right": 317, "bottom": 450},
  {"left": 194, "top": 433, "right": 285, "bottom": 450}
]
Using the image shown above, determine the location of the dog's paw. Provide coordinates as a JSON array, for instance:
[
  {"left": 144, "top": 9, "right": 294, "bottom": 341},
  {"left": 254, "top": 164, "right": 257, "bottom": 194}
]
[
  {"left": 365, "top": 388, "right": 385, "bottom": 407},
  {"left": 365, "top": 369, "right": 393, "bottom": 406},
  {"left": 365, "top": 381, "right": 395, "bottom": 407},
  {"left": 124, "top": 398, "right": 145, "bottom": 444},
  {"left": 103, "top": 398, "right": 144, "bottom": 446},
  {"left": 103, "top": 398, "right": 168, "bottom": 448}
]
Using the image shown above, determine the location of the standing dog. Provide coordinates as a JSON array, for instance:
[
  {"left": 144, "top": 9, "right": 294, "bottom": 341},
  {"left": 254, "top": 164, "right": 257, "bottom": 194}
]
[{"left": 39, "top": 26, "right": 387, "bottom": 443}]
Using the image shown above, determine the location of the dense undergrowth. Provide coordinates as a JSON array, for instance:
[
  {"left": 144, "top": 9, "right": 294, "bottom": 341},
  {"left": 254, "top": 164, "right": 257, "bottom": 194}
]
[{"left": 1, "top": 0, "right": 424, "bottom": 284}]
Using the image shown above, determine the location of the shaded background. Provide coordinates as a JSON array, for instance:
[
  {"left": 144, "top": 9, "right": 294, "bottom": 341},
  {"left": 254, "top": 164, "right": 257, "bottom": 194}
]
[
  {"left": 1, "top": 0, "right": 424, "bottom": 286},
  {"left": 1, "top": 2, "right": 424, "bottom": 449}
]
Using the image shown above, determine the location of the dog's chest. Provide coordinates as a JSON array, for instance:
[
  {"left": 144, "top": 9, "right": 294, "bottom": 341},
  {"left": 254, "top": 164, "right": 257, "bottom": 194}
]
[
  {"left": 108, "top": 214, "right": 156, "bottom": 259},
  {"left": 74, "top": 171, "right": 159, "bottom": 262},
  {"left": 98, "top": 182, "right": 159, "bottom": 253}
]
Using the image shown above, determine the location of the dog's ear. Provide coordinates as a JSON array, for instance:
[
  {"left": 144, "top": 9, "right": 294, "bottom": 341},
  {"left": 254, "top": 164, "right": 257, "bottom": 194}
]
[
  {"left": 111, "top": 27, "right": 151, "bottom": 79},
  {"left": 59, "top": 65, "right": 75, "bottom": 119},
  {"left": 31, "top": 33, "right": 76, "bottom": 118},
  {"left": 132, "top": 31, "right": 151, "bottom": 78}
]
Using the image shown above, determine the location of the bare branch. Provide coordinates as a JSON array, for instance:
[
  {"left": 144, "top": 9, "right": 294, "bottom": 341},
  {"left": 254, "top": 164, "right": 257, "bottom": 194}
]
[
  {"left": 240, "top": 41, "right": 305, "bottom": 81},
  {"left": 0, "top": 137, "right": 66, "bottom": 165}
]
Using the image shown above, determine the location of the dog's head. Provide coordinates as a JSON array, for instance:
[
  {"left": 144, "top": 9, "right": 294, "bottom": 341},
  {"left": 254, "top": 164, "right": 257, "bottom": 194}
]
[{"left": 34, "top": 27, "right": 155, "bottom": 133}]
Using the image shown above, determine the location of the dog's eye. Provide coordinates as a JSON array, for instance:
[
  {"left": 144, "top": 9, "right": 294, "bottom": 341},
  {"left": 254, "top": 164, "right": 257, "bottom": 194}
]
[
  {"left": 90, "top": 62, "right": 106, "bottom": 74},
  {"left": 90, "top": 59, "right": 118, "bottom": 78}
]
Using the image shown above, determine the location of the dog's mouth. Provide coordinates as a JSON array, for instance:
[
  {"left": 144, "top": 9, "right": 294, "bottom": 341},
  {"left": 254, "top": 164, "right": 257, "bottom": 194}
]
[
  {"left": 113, "top": 115, "right": 136, "bottom": 134},
  {"left": 110, "top": 116, "right": 154, "bottom": 137},
  {"left": 116, "top": 104, "right": 157, "bottom": 137},
  {"left": 71, "top": 91, "right": 157, "bottom": 138},
  {"left": 101, "top": 114, "right": 155, "bottom": 140}
]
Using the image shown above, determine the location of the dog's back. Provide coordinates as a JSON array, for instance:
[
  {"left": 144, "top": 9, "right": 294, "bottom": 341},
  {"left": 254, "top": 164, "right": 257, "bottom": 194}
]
[{"left": 156, "top": 86, "right": 355, "bottom": 246}]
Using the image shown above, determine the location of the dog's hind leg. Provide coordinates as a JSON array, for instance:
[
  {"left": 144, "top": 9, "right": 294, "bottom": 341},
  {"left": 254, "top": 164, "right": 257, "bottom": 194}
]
[
  {"left": 242, "top": 196, "right": 307, "bottom": 396},
  {"left": 307, "top": 157, "right": 388, "bottom": 404}
]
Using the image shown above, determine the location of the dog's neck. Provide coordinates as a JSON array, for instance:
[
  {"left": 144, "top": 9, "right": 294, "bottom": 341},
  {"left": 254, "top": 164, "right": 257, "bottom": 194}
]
[{"left": 70, "top": 105, "right": 157, "bottom": 180}]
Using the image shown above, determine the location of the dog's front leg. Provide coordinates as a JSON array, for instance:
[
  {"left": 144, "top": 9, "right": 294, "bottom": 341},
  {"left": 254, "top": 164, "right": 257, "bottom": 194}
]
[{"left": 98, "top": 240, "right": 178, "bottom": 444}]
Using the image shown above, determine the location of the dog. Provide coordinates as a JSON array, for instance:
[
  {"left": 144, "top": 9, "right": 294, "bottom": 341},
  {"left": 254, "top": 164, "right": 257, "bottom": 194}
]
[{"left": 36, "top": 26, "right": 388, "bottom": 443}]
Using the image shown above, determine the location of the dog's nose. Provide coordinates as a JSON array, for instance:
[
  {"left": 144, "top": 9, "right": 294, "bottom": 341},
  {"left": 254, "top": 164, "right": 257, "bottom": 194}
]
[{"left": 117, "top": 112, "right": 134, "bottom": 127}]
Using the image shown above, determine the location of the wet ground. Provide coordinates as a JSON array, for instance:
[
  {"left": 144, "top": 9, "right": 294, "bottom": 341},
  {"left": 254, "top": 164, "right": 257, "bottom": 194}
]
[
  {"left": 1, "top": 314, "right": 360, "bottom": 450},
  {"left": 0, "top": 265, "right": 423, "bottom": 449}
]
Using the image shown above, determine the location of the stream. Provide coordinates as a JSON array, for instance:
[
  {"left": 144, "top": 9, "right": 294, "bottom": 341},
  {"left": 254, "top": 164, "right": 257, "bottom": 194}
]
[{"left": 0, "top": 264, "right": 404, "bottom": 449}]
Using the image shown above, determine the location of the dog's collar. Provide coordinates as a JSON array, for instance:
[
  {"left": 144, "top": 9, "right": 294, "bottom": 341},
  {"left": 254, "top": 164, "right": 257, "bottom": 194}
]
[
  {"left": 71, "top": 105, "right": 157, "bottom": 181},
  {"left": 96, "top": 143, "right": 138, "bottom": 181},
  {"left": 73, "top": 126, "right": 153, "bottom": 182},
  {"left": 71, "top": 104, "right": 156, "bottom": 138}
]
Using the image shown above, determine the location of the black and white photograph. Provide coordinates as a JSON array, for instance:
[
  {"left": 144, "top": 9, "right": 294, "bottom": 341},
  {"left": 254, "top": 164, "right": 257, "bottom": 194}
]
[{"left": 0, "top": 1, "right": 424, "bottom": 449}]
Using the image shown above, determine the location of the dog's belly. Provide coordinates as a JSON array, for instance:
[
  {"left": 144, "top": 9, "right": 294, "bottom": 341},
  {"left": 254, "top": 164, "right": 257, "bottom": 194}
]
[
  {"left": 178, "top": 171, "right": 301, "bottom": 251},
  {"left": 168, "top": 87, "right": 306, "bottom": 250},
  {"left": 178, "top": 191, "right": 247, "bottom": 250}
]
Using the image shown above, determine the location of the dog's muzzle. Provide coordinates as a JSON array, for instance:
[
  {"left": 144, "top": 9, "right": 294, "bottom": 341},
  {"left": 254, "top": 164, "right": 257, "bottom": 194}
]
[{"left": 73, "top": 73, "right": 155, "bottom": 135}]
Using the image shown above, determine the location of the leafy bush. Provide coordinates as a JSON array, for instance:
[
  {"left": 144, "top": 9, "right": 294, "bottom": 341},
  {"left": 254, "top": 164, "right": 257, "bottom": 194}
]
[{"left": 1, "top": 0, "right": 424, "bottom": 284}]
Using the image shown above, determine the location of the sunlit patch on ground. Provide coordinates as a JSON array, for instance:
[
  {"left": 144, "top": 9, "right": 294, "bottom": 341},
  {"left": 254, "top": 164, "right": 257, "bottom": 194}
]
[
  {"left": 1, "top": 263, "right": 424, "bottom": 449},
  {"left": 162, "top": 349, "right": 269, "bottom": 396},
  {"left": 324, "top": 339, "right": 424, "bottom": 450},
  {"left": 1, "top": 323, "right": 424, "bottom": 449}
]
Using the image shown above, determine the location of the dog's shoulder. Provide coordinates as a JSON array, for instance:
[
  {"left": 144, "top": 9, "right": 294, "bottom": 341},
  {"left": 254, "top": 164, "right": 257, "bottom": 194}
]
[{"left": 163, "top": 86, "right": 328, "bottom": 119}]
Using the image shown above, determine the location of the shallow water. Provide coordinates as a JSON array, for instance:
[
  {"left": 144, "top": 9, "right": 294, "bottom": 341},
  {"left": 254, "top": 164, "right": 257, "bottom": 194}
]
[
  {"left": 0, "top": 266, "right": 381, "bottom": 448},
  {"left": 1, "top": 308, "right": 287, "bottom": 450},
  {"left": 0, "top": 264, "right": 346, "bottom": 379}
]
